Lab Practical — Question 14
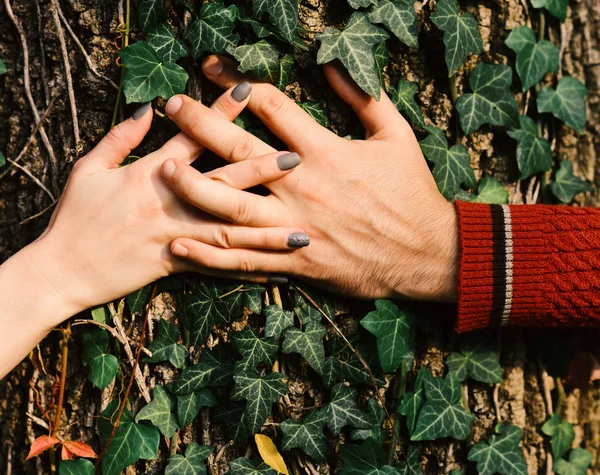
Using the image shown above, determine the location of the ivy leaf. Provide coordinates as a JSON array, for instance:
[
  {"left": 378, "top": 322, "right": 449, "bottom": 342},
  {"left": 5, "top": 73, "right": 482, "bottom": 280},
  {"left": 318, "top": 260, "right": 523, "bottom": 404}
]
[
  {"left": 323, "top": 383, "right": 372, "bottom": 435},
  {"left": 446, "top": 332, "right": 503, "bottom": 384},
  {"left": 238, "top": 16, "right": 308, "bottom": 50},
  {"left": 390, "top": 79, "right": 425, "bottom": 128},
  {"left": 252, "top": 0, "right": 298, "bottom": 43},
  {"left": 281, "top": 321, "right": 327, "bottom": 375},
  {"left": 505, "top": 26, "right": 559, "bottom": 90},
  {"left": 530, "top": 0, "right": 568, "bottom": 22},
  {"left": 396, "top": 444, "right": 422, "bottom": 475},
  {"left": 145, "top": 319, "right": 187, "bottom": 368},
  {"left": 554, "top": 448, "right": 593, "bottom": 475},
  {"left": 0, "top": 59, "right": 7, "bottom": 76},
  {"left": 350, "top": 399, "right": 386, "bottom": 445},
  {"left": 119, "top": 41, "right": 188, "bottom": 104},
  {"left": 373, "top": 41, "right": 388, "bottom": 84},
  {"left": 419, "top": 126, "right": 476, "bottom": 199},
  {"left": 537, "top": 76, "right": 587, "bottom": 133},
  {"left": 186, "top": 3, "right": 239, "bottom": 60},
  {"left": 232, "top": 328, "right": 279, "bottom": 372},
  {"left": 507, "top": 115, "right": 553, "bottom": 179},
  {"left": 228, "top": 40, "right": 282, "bottom": 83},
  {"left": 399, "top": 367, "right": 429, "bottom": 435},
  {"left": 430, "top": 0, "right": 483, "bottom": 76},
  {"left": 340, "top": 439, "right": 398, "bottom": 475},
  {"left": 348, "top": 0, "right": 378, "bottom": 8},
  {"left": 459, "top": 176, "right": 509, "bottom": 204},
  {"left": 292, "top": 286, "right": 338, "bottom": 325},
  {"left": 455, "top": 63, "right": 519, "bottom": 134},
  {"left": 146, "top": 23, "right": 189, "bottom": 63},
  {"left": 165, "top": 443, "right": 212, "bottom": 475},
  {"left": 468, "top": 424, "right": 528, "bottom": 475},
  {"left": 172, "top": 347, "right": 234, "bottom": 395},
  {"left": 300, "top": 102, "right": 330, "bottom": 128},
  {"left": 137, "top": 0, "right": 167, "bottom": 32},
  {"left": 135, "top": 386, "right": 179, "bottom": 438},
  {"left": 82, "top": 328, "right": 118, "bottom": 390},
  {"left": 542, "top": 414, "right": 575, "bottom": 460},
  {"left": 316, "top": 12, "right": 389, "bottom": 100},
  {"left": 281, "top": 409, "right": 328, "bottom": 461},
  {"left": 411, "top": 373, "right": 475, "bottom": 441},
  {"left": 322, "top": 355, "right": 373, "bottom": 388},
  {"left": 229, "top": 458, "right": 277, "bottom": 474},
  {"left": 360, "top": 300, "right": 416, "bottom": 374},
  {"left": 264, "top": 304, "right": 295, "bottom": 338},
  {"left": 368, "top": 0, "right": 418, "bottom": 48},
  {"left": 550, "top": 160, "right": 594, "bottom": 203},
  {"left": 126, "top": 284, "right": 152, "bottom": 313},
  {"left": 177, "top": 388, "right": 217, "bottom": 428},
  {"left": 230, "top": 371, "right": 288, "bottom": 436},
  {"left": 277, "top": 54, "right": 294, "bottom": 91},
  {"left": 59, "top": 460, "right": 95, "bottom": 475}
]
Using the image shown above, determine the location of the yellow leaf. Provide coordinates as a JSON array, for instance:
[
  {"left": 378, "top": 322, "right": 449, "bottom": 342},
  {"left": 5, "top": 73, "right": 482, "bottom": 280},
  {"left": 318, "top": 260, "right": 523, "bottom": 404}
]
[{"left": 254, "top": 434, "right": 289, "bottom": 475}]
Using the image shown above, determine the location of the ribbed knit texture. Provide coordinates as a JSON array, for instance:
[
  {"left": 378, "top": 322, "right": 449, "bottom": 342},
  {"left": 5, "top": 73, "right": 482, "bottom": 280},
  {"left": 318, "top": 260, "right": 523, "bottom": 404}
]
[{"left": 455, "top": 201, "right": 600, "bottom": 332}]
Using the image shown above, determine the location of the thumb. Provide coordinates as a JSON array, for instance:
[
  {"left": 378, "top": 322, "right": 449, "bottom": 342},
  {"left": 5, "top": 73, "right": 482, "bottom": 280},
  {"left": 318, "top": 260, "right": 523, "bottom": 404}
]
[{"left": 77, "top": 102, "right": 154, "bottom": 172}]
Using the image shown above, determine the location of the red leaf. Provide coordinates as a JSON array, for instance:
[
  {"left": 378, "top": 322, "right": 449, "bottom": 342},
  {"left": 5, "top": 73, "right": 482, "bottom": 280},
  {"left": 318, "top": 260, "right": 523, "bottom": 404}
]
[
  {"left": 62, "top": 440, "right": 98, "bottom": 459},
  {"left": 61, "top": 445, "right": 73, "bottom": 461},
  {"left": 26, "top": 436, "right": 60, "bottom": 460}
]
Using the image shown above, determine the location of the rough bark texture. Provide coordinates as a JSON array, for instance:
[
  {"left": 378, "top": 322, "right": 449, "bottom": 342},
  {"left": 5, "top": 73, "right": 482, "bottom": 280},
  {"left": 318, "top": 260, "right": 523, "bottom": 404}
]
[{"left": 1, "top": 0, "right": 600, "bottom": 473}]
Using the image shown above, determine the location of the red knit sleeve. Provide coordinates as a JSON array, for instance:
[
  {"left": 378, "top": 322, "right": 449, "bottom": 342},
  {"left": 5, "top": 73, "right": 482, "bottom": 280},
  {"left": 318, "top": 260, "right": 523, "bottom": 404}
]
[{"left": 454, "top": 201, "right": 600, "bottom": 332}]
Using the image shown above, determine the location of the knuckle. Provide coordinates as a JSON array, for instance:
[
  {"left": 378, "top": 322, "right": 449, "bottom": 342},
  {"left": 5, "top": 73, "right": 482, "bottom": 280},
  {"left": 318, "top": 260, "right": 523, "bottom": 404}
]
[
  {"left": 213, "top": 227, "right": 234, "bottom": 249},
  {"left": 258, "top": 90, "right": 286, "bottom": 121},
  {"left": 251, "top": 159, "right": 266, "bottom": 180},
  {"left": 230, "top": 198, "right": 252, "bottom": 224},
  {"left": 239, "top": 256, "right": 255, "bottom": 273},
  {"left": 186, "top": 111, "right": 204, "bottom": 140},
  {"left": 229, "top": 137, "right": 255, "bottom": 162},
  {"left": 207, "top": 171, "right": 232, "bottom": 187},
  {"left": 106, "top": 123, "right": 127, "bottom": 145}
]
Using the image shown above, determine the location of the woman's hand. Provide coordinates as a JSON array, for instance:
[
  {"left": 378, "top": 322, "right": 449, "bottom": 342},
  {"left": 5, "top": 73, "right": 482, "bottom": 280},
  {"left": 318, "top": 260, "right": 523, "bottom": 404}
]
[{"left": 161, "top": 57, "right": 459, "bottom": 302}]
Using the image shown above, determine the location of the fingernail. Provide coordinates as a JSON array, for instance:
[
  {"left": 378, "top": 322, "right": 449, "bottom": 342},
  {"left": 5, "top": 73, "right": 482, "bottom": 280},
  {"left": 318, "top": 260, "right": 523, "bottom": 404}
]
[
  {"left": 172, "top": 243, "right": 189, "bottom": 257},
  {"left": 161, "top": 160, "right": 177, "bottom": 180},
  {"left": 288, "top": 232, "right": 310, "bottom": 248},
  {"left": 231, "top": 81, "right": 252, "bottom": 102},
  {"left": 268, "top": 275, "right": 289, "bottom": 285},
  {"left": 277, "top": 152, "right": 301, "bottom": 171},
  {"left": 204, "top": 57, "right": 223, "bottom": 77},
  {"left": 132, "top": 102, "right": 151, "bottom": 120},
  {"left": 166, "top": 96, "right": 183, "bottom": 116}
]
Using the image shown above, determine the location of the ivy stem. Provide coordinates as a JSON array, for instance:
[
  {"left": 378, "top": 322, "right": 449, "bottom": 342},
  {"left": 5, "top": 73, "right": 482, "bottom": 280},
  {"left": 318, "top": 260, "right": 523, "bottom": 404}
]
[
  {"left": 449, "top": 73, "right": 462, "bottom": 140},
  {"left": 110, "top": 0, "right": 130, "bottom": 128},
  {"left": 387, "top": 363, "right": 408, "bottom": 466},
  {"left": 555, "top": 377, "right": 566, "bottom": 414}
]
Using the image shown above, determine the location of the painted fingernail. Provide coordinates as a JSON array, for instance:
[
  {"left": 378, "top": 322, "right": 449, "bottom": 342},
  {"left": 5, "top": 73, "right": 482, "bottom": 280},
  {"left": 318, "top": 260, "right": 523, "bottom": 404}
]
[
  {"left": 166, "top": 96, "right": 183, "bottom": 116},
  {"left": 231, "top": 81, "right": 252, "bottom": 102},
  {"left": 268, "top": 275, "right": 289, "bottom": 285},
  {"left": 172, "top": 243, "right": 189, "bottom": 257},
  {"left": 132, "top": 102, "right": 151, "bottom": 120},
  {"left": 161, "top": 160, "right": 177, "bottom": 180},
  {"left": 287, "top": 232, "right": 310, "bottom": 248},
  {"left": 277, "top": 152, "right": 301, "bottom": 171},
  {"left": 203, "top": 56, "right": 224, "bottom": 76}
]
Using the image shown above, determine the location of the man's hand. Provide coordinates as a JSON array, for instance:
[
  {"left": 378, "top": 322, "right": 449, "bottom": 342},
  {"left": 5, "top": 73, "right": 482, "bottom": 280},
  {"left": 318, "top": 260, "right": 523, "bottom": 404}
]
[{"left": 162, "top": 57, "right": 459, "bottom": 302}]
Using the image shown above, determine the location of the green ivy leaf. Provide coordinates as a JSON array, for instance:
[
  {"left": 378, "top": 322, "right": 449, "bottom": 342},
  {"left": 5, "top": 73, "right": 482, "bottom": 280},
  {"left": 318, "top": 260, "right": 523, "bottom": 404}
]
[
  {"left": 340, "top": 439, "right": 398, "bottom": 475},
  {"left": 419, "top": 126, "right": 476, "bottom": 199},
  {"left": 264, "top": 304, "right": 295, "bottom": 338},
  {"left": 446, "top": 332, "right": 503, "bottom": 384},
  {"left": 530, "top": 0, "right": 568, "bottom": 22},
  {"left": 316, "top": 12, "right": 389, "bottom": 100},
  {"left": 455, "top": 63, "right": 519, "bottom": 134},
  {"left": 323, "top": 383, "right": 372, "bottom": 435},
  {"left": 277, "top": 54, "right": 294, "bottom": 91},
  {"left": 537, "top": 76, "right": 587, "bottom": 133},
  {"left": 281, "top": 409, "right": 328, "bottom": 461},
  {"left": 430, "top": 0, "right": 483, "bottom": 76},
  {"left": 348, "top": 0, "right": 378, "bottom": 8},
  {"left": 126, "top": 284, "right": 152, "bottom": 313},
  {"left": 82, "top": 328, "right": 118, "bottom": 390},
  {"left": 300, "top": 102, "right": 330, "bottom": 128},
  {"left": 281, "top": 321, "right": 327, "bottom": 375},
  {"left": 550, "top": 160, "right": 594, "bottom": 203},
  {"left": 165, "top": 443, "right": 213, "bottom": 475},
  {"left": 411, "top": 373, "right": 475, "bottom": 441},
  {"left": 0, "top": 59, "right": 7, "bottom": 76},
  {"left": 229, "top": 457, "right": 277, "bottom": 474},
  {"left": 390, "top": 79, "right": 425, "bottom": 128},
  {"left": 119, "top": 41, "right": 188, "bottom": 104},
  {"left": 135, "top": 385, "right": 179, "bottom": 438},
  {"left": 172, "top": 346, "right": 234, "bottom": 395},
  {"left": 186, "top": 3, "right": 239, "bottom": 60},
  {"left": 322, "top": 355, "right": 373, "bottom": 388},
  {"left": 458, "top": 176, "right": 509, "bottom": 204},
  {"left": 292, "top": 286, "right": 338, "bottom": 325},
  {"left": 542, "top": 414, "right": 575, "bottom": 460},
  {"left": 507, "top": 115, "right": 553, "bottom": 179},
  {"left": 350, "top": 399, "right": 386, "bottom": 445},
  {"left": 554, "top": 448, "right": 593, "bottom": 475},
  {"left": 360, "top": 300, "right": 416, "bottom": 374},
  {"left": 238, "top": 15, "right": 308, "bottom": 50},
  {"left": 468, "top": 424, "right": 528, "bottom": 475},
  {"left": 146, "top": 23, "right": 189, "bottom": 63},
  {"left": 396, "top": 444, "right": 423, "bottom": 475},
  {"left": 373, "top": 41, "right": 388, "bottom": 85},
  {"left": 144, "top": 319, "right": 187, "bottom": 368},
  {"left": 232, "top": 327, "right": 279, "bottom": 372},
  {"left": 177, "top": 388, "right": 217, "bottom": 428},
  {"left": 228, "top": 40, "right": 282, "bottom": 83},
  {"left": 137, "top": 0, "right": 167, "bottom": 32},
  {"left": 368, "top": 0, "right": 418, "bottom": 48},
  {"left": 505, "top": 26, "right": 559, "bottom": 91},
  {"left": 230, "top": 370, "right": 288, "bottom": 436},
  {"left": 59, "top": 459, "right": 94, "bottom": 475},
  {"left": 399, "top": 367, "right": 429, "bottom": 435},
  {"left": 252, "top": 0, "right": 298, "bottom": 43}
]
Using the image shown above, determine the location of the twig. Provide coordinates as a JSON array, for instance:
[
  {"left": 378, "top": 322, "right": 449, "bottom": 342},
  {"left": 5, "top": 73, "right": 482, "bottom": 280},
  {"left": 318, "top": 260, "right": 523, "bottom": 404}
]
[
  {"left": 50, "top": 0, "right": 80, "bottom": 147},
  {"left": 111, "top": 0, "right": 131, "bottom": 128},
  {"left": 35, "top": 0, "right": 50, "bottom": 105},
  {"left": 19, "top": 200, "right": 58, "bottom": 225},
  {"left": 6, "top": 157, "right": 55, "bottom": 201},
  {"left": 95, "top": 284, "right": 157, "bottom": 468},
  {"left": 26, "top": 412, "right": 50, "bottom": 431},
  {"left": 493, "top": 383, "right": 502, "bottom": 423},
  {"left": 72, "top": 319, "right": 126, "bottom": 346},
  {"left": 50, "top": 323, "right": 71, "bottom": 475}
]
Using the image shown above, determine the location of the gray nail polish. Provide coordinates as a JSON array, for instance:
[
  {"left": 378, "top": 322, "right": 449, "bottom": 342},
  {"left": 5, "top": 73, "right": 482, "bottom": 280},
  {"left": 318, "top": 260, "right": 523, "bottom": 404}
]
[
  {"left": 231, "top": 81, "right": 252, "bottom": 102},
  {"left": 132, "top": 102, "right": 152, "bottom": 120},
  {"left": 288, "top": 232, "right": 310, "bottom": 248},
  {"left": 277, "top": 152, "right": 301, "bottom": 171},
  {"left": 268, "top": 275, "right": 289, "bottom": 285}
]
